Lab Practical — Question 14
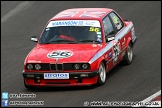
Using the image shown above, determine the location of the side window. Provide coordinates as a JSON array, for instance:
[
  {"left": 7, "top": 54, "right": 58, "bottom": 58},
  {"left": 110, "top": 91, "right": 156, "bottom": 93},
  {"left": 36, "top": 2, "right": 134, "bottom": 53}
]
[
  {"left": 102, "top": 16, "right": 114, "bottom": 37},
  {"left": 109, "top": 12, "right": 124, "bottom": 31}
]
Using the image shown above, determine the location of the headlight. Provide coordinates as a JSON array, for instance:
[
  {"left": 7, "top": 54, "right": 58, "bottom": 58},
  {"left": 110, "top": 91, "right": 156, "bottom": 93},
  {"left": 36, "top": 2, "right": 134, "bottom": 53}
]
[
  {"left": 26, "top": 64, "right": 33, "bottom": 70},
  {"left": 73, "top": 64, "right": 80, "bottom": 70},
  {"left": 35, "top": 64, "right": 41, "bottom": 70},
  {"left": 82, "top": 64, "right": 88, "bottom": 69}
]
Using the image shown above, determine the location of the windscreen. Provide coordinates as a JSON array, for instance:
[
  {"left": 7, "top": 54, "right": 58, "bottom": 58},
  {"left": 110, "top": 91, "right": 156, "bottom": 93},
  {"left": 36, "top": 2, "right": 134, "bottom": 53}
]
[{"left": 39, "top": 20, "right": 102, "bottom": 44}]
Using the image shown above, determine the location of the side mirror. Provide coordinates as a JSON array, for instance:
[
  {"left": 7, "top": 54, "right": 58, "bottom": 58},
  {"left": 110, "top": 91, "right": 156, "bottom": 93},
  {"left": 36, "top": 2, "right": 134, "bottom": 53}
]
[
  {"left": 107, "top": 36, "right": 115, "bottom": 42},
  {"left": 31, "top": 36, "right": 39, "bottom": 42},
  {"left": 105, "top": 30, "right": 115, "bottom": 42},
  {"left": 106, "top": 32, "right": 115, "bottom": 42}
]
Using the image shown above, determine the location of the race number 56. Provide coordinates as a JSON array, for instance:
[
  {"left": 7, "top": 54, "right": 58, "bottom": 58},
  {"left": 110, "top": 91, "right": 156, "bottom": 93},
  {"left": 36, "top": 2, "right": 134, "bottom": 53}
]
[
  {"left": 113, "top": 42, "right": 120, "bottom": 64},
  {"left": 47, "top": 50, "right": 73, "bottom": 58},
  {"left": 89, "top": 27, "right": 99, "bottom": 32}
]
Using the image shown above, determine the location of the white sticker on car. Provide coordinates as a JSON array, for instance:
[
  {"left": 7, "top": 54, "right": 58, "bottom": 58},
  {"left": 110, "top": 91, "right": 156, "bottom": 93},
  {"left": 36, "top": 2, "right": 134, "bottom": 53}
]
[
  {"left": 112, "top": 40, "right": 120, "bottom": 64},
  {"left": 44, "top": 73, "right": 69, "bottom": 79},
  {"left": 97, "top": 32, "right": 101, "bottom": 34},
  {"left": 47, "top": 50, "right": 73, "bottom": 59},
  {"left": 47, "top": 20, "right": 101, "bottom": 27}
]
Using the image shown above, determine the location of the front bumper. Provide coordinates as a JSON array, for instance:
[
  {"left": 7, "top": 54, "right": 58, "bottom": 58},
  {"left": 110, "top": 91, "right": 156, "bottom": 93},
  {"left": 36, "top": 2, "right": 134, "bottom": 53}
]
[{"left": 23, "top": 70, "right": 99, "bottom": 87}]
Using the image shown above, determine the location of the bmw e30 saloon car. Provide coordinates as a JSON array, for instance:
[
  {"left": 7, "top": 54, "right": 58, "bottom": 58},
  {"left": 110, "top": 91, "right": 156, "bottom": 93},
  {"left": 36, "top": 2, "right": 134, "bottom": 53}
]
[{"left": 22, "top": 8, "right": 137, "bottom": 89}]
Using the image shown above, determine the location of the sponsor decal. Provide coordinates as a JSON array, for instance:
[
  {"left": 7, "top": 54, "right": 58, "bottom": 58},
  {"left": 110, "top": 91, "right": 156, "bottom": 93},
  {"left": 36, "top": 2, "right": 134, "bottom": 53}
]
[
  {"left": 89, "top": 27, "right": 99, "bottom": 32},
  {"left": 97, "top": 37, "right": 102, "bottom": 42},
  {"left": 97, "top": 32, "right": 101, "bottom": 35},
  {"left": 112, "top": 16, "right": 122, "bottom": 30},
  {"left": 113, "top": 16, "right": 119, "bottom": 24},
  {"left": 47, "top": 50, "right": 73, "bottom": 58},
  {"left": 98, "top": 44, "right": 102, "bottom": 47},
  {"left": 122, "top": 38, "right": 126, "bottom": 45},
  {"left": 44, "top": 73, "right": 69, "bottom": 79},
  {"left": 47, "top": 20, "right": 101, "bottom": 27},
  {"left": 108, "top": 51, "right": 112, "bottom": 59},
  {"left": 121, "top": 50, "right": 126, "bottom": 58},
  {"left": 92, "top": 44, "right": 97, "bottom": 47},
  {"left": 97, "top": 35, "right": 101, "bottom": 38},
  {"left": 112, "top": 41, "right": 120, "bottom": 64}
]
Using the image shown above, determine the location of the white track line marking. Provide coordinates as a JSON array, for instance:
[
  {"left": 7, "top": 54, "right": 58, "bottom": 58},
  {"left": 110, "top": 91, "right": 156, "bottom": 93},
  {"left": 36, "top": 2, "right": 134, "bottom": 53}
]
[
  {"left": 1, "top": 1, "right": 31, "bottom": 23},
  {"left": 132, "top": 90, "right": 161, "bottom": 107}
]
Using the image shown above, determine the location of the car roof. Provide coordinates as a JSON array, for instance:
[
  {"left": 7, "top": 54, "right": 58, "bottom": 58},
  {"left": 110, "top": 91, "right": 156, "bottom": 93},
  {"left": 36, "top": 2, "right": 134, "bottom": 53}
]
[{"left": 50, "top": 8, "right": 113, "bottom": 20}]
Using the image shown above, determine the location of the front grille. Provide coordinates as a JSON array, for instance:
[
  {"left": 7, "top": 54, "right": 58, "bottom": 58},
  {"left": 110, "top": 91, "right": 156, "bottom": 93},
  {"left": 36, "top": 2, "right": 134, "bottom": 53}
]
[
  {"left": 50, "top": 64, "right": 56, "bottom": 70},
  {"left": 50, "top": 64, "right": 63, "bottom": 71},
  {"left": 63, "top": 63, "right": 73, "bottom": 70},
  {"left": 57, "top": 64, "right": 63, "bottom": 70},
  {"left": 41, "top": 63, "right": 51, "bottom": 70}
]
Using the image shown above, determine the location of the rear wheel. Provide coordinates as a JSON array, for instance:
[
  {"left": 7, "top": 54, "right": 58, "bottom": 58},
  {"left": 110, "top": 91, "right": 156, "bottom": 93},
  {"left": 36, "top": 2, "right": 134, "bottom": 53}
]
[
  {"left": 121, "top": 43, "right": 133, "bottom": 65},
  {"left": 97, "top": 62, "right": 106, "bottom": 86}
]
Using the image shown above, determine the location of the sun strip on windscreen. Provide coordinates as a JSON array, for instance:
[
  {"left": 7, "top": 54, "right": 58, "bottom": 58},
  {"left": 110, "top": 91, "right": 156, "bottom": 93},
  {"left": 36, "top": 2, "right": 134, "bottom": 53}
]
[{"left": 46, "top": 20, "right": 101, "bottom": 27}]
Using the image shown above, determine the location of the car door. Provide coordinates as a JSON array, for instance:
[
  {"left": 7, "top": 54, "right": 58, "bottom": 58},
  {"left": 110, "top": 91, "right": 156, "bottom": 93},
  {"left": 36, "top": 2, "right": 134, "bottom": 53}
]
[
  {"left": 109, "top": 11, "right": 126, "bottom": 64},
  {"left": 102, "top": 15, "right": 118, "bottom": 72}
]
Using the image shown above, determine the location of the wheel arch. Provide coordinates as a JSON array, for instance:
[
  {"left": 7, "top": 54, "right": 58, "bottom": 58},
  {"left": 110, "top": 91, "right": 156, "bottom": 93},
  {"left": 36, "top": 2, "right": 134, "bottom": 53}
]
[
  {"left": 96, "top": 56, "right": 107, "bottom": 70},
  {"left": 126, "top": 37, "right": 133, "bottom": 48}
]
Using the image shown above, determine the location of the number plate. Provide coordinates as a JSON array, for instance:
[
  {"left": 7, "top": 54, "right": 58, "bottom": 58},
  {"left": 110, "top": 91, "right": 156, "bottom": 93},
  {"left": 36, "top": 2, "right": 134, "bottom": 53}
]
[{"left": 44, "top": 73, "right": 69, "bottom": 79}]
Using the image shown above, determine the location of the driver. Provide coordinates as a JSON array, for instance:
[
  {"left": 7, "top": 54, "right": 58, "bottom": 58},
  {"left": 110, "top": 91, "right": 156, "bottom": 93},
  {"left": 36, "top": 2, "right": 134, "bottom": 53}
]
[{"left": 59, "top": 27, "right": 75, "bottom": 41}]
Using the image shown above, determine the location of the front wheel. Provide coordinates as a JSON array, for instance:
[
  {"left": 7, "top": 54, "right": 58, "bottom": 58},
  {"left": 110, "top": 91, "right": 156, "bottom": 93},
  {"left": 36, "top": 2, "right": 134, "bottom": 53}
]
[
  {"left": 121, "top": 43, "right": 133, "bottom": 65},
  {"left": 97, "top": 62, "right": 106, "bottom": 86}
]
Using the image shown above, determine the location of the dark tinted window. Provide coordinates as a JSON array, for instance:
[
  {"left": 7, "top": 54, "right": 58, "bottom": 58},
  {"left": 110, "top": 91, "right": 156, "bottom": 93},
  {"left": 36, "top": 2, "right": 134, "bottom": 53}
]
[
  {"left": 102, "top": 16, "right": 114, "bottom": 37},
  {"left": 39, "top": 20, "right": 102, "bottom": 44},
  {"left": 40, "top": 26, "right": 102, "bottom": 44}
]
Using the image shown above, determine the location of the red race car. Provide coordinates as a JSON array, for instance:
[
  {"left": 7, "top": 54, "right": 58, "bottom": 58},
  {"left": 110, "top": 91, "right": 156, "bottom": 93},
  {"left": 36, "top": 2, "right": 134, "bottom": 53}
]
[{"left": 23, "top": 8, "right": 137, "bottom": 89}]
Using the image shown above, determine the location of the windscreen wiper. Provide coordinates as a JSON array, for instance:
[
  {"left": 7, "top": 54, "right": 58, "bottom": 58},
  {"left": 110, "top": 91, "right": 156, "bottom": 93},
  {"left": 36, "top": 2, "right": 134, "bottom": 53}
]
[
  {"left": 43, "top": 40, "right": 77, "bottom": 44},
  {"left": 78, "top": 40, "right": 101, "bottom": 43}
]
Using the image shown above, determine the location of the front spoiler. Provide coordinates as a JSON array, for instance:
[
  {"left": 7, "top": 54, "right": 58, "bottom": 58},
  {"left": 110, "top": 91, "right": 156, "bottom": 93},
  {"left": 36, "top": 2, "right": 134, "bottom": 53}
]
[
  {"left": 23, "top": 70, "right": 99, "bottom": 87},
  {"left": 22, "top": 70, "right": 99, "bottom": 79}
]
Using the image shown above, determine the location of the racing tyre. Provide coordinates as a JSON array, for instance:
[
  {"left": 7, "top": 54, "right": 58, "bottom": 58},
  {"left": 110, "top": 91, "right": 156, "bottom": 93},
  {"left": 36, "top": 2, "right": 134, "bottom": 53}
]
[
  {"left": 97, "top": 62, "right": 106, "bottom": 86},
  {"left": 121, "top": 43, "right": 133, "bottom": 65},
  {"left": 24, "top": 79, "right": 36, "bottom": 89}
]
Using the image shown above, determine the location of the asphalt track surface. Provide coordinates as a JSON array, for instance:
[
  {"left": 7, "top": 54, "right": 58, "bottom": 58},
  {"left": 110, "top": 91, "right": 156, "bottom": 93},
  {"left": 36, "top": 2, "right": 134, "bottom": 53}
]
[{"left": 1, "top": 1, "right": 161, "bottom": 107}]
